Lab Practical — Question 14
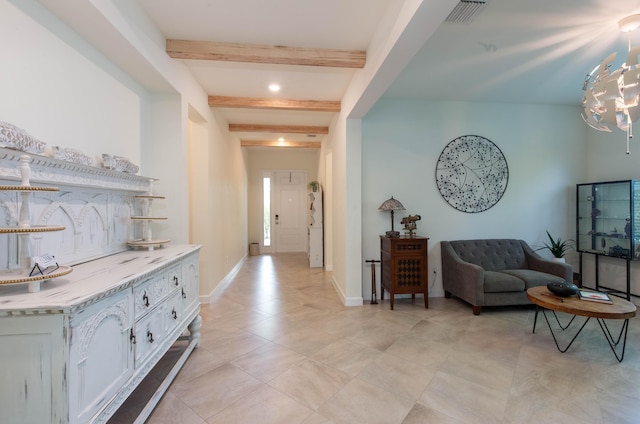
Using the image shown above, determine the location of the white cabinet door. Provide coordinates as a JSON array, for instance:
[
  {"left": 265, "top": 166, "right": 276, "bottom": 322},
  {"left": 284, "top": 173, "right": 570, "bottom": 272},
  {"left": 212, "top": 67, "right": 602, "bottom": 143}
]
[
  {"left": 0, "top": 315, "right": 66, "bottom": 424},
  {"left": 181, "top": 255, "right": 200, "bottom": 316},
  {"left": 69, "top": 289, "right": 134, "bottom": 424}
]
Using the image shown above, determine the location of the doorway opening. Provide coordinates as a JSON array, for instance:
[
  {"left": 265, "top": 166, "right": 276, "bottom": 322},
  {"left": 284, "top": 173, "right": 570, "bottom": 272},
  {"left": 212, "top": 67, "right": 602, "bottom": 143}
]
[{"left": 260, "top": 170, "right": 307, "bottom": 253}]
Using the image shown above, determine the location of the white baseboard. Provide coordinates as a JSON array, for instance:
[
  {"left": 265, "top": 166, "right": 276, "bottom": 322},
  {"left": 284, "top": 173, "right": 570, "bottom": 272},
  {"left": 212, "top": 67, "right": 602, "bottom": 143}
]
[
  {"left": 199, "top": 254, "right": 247, "bottom": 304},
  {"left": 331, "top": 275, "right": 363, "bottom": 306}
]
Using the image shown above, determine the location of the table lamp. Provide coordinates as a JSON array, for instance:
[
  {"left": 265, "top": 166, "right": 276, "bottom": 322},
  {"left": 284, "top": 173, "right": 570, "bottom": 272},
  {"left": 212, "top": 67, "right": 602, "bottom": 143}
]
[{"left": 378, "top": 196, "right": 405, "bottom": 237}]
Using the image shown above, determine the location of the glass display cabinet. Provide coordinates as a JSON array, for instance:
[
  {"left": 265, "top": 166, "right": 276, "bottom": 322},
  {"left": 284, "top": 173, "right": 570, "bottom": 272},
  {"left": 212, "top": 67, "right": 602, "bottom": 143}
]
[{"left": 576, "top": 180, "right": 640, "bottom": 299}]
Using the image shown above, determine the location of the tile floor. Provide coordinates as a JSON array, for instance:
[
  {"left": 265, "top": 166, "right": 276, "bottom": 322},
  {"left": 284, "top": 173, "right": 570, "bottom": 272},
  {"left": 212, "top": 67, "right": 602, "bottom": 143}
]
[{"left": 113, "top": 253, "right": 640, "bottom": 424}]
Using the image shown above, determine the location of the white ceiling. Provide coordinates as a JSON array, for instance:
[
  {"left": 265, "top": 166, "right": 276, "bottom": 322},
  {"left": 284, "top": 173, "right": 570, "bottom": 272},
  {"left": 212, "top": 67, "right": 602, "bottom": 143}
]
[
  {"left": 386, "top": 0, "right": 640, "bottom": 105},
  {"left": 37, "top": 0, "right": 640, "bottom": 145}
]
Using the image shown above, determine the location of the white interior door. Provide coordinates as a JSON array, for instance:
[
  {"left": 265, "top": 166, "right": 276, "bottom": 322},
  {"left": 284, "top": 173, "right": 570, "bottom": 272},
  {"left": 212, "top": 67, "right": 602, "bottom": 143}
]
[{"left": 274, "top": 171, "right": 306, "bottom": 252}]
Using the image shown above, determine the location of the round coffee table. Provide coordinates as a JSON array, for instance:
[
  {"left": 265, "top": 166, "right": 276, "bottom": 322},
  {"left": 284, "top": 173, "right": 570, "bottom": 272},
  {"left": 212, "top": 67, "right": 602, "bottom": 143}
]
[{"left": 527, "top": 286, "right": 636, "bottom": 362}]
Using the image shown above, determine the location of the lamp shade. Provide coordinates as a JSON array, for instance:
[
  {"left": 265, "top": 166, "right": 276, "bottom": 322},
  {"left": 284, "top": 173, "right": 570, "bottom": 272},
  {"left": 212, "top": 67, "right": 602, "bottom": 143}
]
[{"left": 378, "top": 196, "right": 405, "bottom": 211}]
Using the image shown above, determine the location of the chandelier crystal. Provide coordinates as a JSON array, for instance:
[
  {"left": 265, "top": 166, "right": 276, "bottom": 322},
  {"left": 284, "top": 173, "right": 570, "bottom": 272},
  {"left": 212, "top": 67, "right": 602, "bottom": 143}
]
[{"left": 582, "top": 14, "right": 640, "bottom": 154}]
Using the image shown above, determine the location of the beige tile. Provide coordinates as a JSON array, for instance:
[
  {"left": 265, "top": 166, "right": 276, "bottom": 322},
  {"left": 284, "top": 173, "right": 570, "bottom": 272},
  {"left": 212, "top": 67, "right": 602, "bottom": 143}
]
[
  {"left": 139, "top": 253, "right": 640, "bottom": 424},
  {"left": 436, "top": 347, "right": 517, "bottom": 393},
  {"left": 146, "top": 391, "right": 205, "bottom": 424},
  {"left": 173, "top": 347, "right": 227, "bottom": 386},
  {"left": 269, "top": 359, "right": 351, "bottom": 410},
  {"left": 401, "top": 403, "right": 462, "bottom": 424},
  {"left": 273, "top": 325, "right": 343, "bottom": 356},
  {"left": 302, "top": 413, "right": 337, "bottom": 424},
  {"left": 199, "top": 327, "right": 269, "bottom": 360},
  {"left": 206, "top": 385, "right": 313, "bottom": 424},
  {"left": 170, "top": 363, "right": 263, "bottom": 419},
  {"left": 347, "top": 323, "right": 404, "bottom": 351},
  {"left": 311, "top": 338, "right": 381, "bottom": 377},
  {"left": 231, "top": 342, "right": 305, "bottom": 382},
  {"left": 384, "top": 334, "right": 452, "bottom": 368},
  {"left": 317, "top": 378, "right": 414, "bottom": 424},
  {"left": 419, "top": 371, "right": 508, "bottom": 424},
  {"left": 358, "top": 352, "right": 436, "bottom": 401}
]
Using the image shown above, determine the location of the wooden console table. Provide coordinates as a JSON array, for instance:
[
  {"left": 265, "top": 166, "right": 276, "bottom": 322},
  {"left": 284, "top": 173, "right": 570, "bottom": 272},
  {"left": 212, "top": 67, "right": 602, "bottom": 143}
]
[
  {"left": 0, "top": 244, "right": 201, "bottom": 423},
  {"left": 380, "top": 235, "right": 429, "bottom": 310}
]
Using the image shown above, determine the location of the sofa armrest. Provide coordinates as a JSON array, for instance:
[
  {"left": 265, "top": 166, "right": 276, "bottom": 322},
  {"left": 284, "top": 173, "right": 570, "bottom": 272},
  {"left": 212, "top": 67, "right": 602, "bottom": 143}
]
[
  {"left": 522, "top": 243, "right": 572, "bottom": 281},
  {"left": 441, "top": 241, "right": 485, "bottom": 306}
]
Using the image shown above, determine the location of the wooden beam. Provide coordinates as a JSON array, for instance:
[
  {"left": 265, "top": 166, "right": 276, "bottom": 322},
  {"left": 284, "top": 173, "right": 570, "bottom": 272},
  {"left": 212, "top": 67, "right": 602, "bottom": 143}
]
[
  {"left": 229, "top": 124, "right": 329, "bottom": 135},
  {"left": 167, "top": 40, "right": 366, "bottom": 68},
  {"left": 209, "top": 96, "right": 341, "bottom": 112},
  {"left": 240, "top": 140, "right": 321, "bottom": 148}
]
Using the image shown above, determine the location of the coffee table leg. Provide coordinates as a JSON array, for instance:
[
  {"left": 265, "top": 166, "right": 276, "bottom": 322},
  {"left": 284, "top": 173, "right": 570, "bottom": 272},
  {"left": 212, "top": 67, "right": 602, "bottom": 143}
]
[
  {"left": 539, "top": 309, "right": 590, "bottom": 353},
  {"left": 597, "top": 318, "right": 630, "bottom": 363},
  {"left": 532, "top": 306, "right": 539, "bottom": 333}
]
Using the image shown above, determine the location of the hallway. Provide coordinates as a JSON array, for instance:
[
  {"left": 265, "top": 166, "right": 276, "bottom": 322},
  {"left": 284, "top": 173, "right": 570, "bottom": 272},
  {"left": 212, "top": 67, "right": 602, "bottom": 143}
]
[{"left": 113, "top": 253, "right": 640, "bottom": 423}]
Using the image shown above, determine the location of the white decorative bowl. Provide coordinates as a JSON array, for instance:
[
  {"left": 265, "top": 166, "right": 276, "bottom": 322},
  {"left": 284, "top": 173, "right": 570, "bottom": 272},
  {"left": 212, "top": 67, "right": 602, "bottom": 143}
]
[
  {"left": 102, "top": 153, "right": 139, "bottom": 174},
  {"left": 51, "top": 146, "right": 94, "bottom": 166},
  {"left": 0, "top": 121, "right": 46, "bottom": 154}
]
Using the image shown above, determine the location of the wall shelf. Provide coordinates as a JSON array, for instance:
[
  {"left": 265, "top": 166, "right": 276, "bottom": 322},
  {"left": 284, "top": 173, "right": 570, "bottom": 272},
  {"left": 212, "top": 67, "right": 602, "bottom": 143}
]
[
  {"left": 0, "top": 155, "right": 69, "bottom": 292},
  {"left": 127, "top": 183, "right": 170, "bottom": 251}
]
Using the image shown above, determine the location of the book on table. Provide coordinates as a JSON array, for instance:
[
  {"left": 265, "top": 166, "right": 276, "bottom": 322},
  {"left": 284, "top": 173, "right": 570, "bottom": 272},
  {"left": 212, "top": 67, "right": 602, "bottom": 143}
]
[{"left": 578, "top": 290, "right": 613, "bottom": 304}]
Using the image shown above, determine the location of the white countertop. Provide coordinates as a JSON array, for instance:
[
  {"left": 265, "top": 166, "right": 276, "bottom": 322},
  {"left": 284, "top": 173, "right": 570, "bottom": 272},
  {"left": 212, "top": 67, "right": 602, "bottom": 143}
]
[{"left": 0, "top": 244, "right": 200, "bottom": 314}]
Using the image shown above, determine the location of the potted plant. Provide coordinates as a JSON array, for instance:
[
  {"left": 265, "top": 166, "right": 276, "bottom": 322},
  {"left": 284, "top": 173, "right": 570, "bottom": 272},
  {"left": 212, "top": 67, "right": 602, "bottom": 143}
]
[
  {"left": 537, "top": 230, "right": 575, "bottom": 261},
  {"left": 308, "top": 181, "right": 320, "bottom": 192}
]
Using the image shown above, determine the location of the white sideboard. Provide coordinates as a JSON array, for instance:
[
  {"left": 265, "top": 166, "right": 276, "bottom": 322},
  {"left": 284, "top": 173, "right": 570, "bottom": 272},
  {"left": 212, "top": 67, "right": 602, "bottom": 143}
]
[{"left": 0, "top": 244, "right": 201, "bottom": 424}]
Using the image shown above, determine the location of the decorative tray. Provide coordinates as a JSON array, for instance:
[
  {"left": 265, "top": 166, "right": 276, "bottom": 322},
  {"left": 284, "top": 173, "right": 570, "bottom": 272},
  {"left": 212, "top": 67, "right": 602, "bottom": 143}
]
[
  {"left": 0, "top": 185, "right": 59, "bottom": 191},
  {"left": 0, "top": 265, "right": 73, "bottom": 285},
  {"left": 127, "top": 239, "right": 171, "bottom": 247},
  {"left": 0, "top": 225, "right": 65, "bottom": 234}
]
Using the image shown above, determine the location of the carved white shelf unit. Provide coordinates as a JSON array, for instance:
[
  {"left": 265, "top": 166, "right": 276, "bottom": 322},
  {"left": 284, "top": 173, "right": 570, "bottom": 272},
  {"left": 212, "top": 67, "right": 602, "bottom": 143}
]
[
  {"left": 0, "top": 149, "right": 202, "bottom": 424},
  {"left": 127, "top": 180, "right": 170, "bottom": 251},
  {"left": 0, "top": 155, "right": 71, "bottom": 292}
]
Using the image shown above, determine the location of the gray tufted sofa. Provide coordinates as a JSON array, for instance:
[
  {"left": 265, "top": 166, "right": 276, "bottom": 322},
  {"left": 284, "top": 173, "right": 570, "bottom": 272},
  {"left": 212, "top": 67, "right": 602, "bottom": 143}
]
[{"left": 441, "top": 239, "right": 572, "bottom": 315}]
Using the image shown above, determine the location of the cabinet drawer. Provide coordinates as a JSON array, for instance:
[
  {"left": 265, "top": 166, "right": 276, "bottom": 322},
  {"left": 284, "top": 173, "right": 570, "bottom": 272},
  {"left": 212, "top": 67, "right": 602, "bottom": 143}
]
[
  {"left": 380, "top": 237, "right": 427, "bottom": 255},
  {"left": 167, "top": 265, "right": 183, "bottom": 290},
  {"left": 133, "top": 274, "right": 170, "bottom": 318},
  {"left": 392, "top": 240, "right": 426, "bottom": 254},
  {"left": 133, "top": 305, "right": 165, "bottom": 367},
  {"left": 165, "top": 292, "right": 183, "bottom": 334}
]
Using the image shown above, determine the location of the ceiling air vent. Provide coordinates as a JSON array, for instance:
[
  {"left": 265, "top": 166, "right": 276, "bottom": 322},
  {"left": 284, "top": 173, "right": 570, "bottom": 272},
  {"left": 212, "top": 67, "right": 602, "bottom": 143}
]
[{"left": 445, "top": 0, "right": 488, "bottom": 23}]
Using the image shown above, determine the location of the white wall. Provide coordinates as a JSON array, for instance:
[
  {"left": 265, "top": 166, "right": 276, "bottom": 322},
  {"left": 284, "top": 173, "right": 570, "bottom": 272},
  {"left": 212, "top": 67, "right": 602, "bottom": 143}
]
[
  {"left": 0, "top": 1, "right": 144, "bottom": 166},
  {"left": 361, "top": 97, "right": 587, "bottom": 300},
  {"left": 1, "top": 1, "right": 249, "bottom": 299}
]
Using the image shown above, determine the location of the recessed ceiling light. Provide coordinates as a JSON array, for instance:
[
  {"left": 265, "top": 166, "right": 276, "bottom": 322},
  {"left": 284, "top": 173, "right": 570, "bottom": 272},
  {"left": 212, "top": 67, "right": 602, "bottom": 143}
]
[
  {"left": 278, "top": 137, "right": 284, "bottom": 142},
  {"left": 269, "top": 84, "right": 281, "bottom": 92}
]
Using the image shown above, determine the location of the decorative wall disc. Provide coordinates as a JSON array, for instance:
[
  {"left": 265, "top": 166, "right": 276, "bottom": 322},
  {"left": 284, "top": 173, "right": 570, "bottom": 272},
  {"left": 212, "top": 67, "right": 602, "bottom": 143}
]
[{"left": 435, "top": 135, "right": 508, "bottom": 213}]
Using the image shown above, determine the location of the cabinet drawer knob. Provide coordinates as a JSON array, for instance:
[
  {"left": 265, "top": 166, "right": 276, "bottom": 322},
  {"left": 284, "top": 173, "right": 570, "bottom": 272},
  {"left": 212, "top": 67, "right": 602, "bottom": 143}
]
[
  {"left": 147, "top": 330, "right": 154, "bottom": 343},
  {"left": 130, "top": 329, "right": 136, "bottom": 345},
  {"left": 142, "top": 292, "right": 150, "bottom": 307},
  {"left": 173, "top": 276, "right": 179, "bottom": 286},
  {"left": 181, "top": 288, "right": 187, "bottom": 299},
  {"left": 172, "top": 308, "right": 177, "bottom": 319}
]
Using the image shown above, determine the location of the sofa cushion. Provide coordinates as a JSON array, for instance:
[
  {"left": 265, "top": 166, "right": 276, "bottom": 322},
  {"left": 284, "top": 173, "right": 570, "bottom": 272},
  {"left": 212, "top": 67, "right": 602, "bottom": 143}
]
[
  {"left": 448, "top": 239, "right": 528, "bottom": 272},
  {"left": 484, "top": 271, "right": 525, "bottom": 293},
  {"left": 500, "top": 269, "right": 565, "bottom": 289}
]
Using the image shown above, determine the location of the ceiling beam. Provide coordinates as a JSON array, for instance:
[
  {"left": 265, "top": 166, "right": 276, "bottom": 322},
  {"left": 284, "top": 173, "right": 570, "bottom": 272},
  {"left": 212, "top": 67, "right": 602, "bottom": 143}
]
[
  {"left": 209, "top": 96, "right": 341, "bottom": 112},
  {"left": 240, "top": 140, "right": 321, "bottom": 148},
  {"left": 167, "top": 40, "right": 366, "bottom": 68},
  {"left": 229, "top": 124, "right": 329, "bottom": 135}
]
